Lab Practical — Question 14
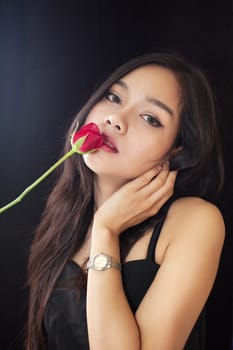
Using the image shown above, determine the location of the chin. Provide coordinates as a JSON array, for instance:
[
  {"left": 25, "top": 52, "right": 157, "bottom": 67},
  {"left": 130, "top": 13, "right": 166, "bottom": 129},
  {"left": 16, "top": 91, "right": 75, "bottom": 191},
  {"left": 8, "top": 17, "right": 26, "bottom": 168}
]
[
  {"left": 84, "top": 158, "right": 129, "bottom": 182},
  {"left": 82, "top": 153, "right": 145, "bottom": 183}
]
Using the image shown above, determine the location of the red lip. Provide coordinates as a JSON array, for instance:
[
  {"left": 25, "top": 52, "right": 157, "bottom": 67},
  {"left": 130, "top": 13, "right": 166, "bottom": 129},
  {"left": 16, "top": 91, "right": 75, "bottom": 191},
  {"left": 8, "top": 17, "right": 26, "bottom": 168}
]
[{"left": 102, "top": 133, "right": 118, "bottom": 152}]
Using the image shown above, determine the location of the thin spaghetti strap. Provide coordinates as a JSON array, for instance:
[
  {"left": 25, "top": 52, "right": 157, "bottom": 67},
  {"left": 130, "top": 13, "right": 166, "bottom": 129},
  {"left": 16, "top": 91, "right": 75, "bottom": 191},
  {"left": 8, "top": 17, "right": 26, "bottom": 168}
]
[
  {"left": 146, "top": 219, "right": 165, "bottom": 261},
  {"left": 146, "top": 198, "right": 175, "bottom": 261}
]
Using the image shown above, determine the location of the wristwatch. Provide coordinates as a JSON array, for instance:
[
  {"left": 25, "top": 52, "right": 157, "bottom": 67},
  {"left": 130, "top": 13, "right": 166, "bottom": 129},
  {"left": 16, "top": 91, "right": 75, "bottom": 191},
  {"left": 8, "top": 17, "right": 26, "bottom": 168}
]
[{"left": 87, "top": 253, "right": 121, "bottom": 271}]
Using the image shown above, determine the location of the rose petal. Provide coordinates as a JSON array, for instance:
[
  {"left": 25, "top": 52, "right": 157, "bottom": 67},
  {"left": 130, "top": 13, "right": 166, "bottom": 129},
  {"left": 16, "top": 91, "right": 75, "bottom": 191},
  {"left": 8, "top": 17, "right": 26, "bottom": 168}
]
[
  {"left": 79, "top": 134, "right": 104, "bottom": 152},
  {"left": 71, "top": 122, "right": 104, "bottom": 153}
]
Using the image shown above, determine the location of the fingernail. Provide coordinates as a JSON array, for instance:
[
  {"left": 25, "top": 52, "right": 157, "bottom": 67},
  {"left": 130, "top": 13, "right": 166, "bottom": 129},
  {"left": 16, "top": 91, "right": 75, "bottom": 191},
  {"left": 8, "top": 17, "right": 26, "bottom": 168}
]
[{"left": 156, "top": 165, "right": 162, "bottom": 171}]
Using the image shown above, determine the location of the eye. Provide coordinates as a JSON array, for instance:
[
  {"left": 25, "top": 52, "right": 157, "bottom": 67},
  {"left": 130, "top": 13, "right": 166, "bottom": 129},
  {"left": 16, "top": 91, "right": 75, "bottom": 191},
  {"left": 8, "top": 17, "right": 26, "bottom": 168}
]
[
  {"left": 140, "top": 114, "right": 164, "bottom": 128},
  {"left": 105, "top": 91, "right": 122, "bottom": 104}
]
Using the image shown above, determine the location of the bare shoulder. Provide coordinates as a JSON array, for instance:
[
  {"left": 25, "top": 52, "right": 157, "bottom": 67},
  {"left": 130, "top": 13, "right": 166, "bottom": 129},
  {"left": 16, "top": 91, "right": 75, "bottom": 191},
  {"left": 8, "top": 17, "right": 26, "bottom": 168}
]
[
  {"left": 164, "top": 196, "right": 225, "bottom": 250},
  {"left": 169, "top": 196, "right": 223, "bottom": 217}
]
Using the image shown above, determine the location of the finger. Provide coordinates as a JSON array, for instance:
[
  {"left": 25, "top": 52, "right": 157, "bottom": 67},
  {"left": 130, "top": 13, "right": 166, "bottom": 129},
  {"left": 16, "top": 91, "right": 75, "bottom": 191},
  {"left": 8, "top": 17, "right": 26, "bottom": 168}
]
[
  {"left": 129, "top": 170, "right": 177, "bottom": 222},
  {"left": 139, "top": 162, "right": 171, "bottom": 195},
  {"left": 162, "top": 160, "right": 170, "bottom": 171},
  {"left": 148, "top": 170, "right": 178, "bottom": 205},
  {"left": 137, "top": 160, "right": 171, "bottom": 190},
  {"left": 140, "top": 170, "right": 177, "bottom": 213},
  {"left": 127, "top": 166, "right": 163, "bottom": 190}
]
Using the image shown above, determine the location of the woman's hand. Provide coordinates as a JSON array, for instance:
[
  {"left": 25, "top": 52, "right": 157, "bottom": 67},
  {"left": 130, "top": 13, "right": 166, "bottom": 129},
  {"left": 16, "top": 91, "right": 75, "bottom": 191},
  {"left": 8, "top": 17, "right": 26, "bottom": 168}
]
[{"left": 93, "top": 163, "right": 177, "bottom": 236}]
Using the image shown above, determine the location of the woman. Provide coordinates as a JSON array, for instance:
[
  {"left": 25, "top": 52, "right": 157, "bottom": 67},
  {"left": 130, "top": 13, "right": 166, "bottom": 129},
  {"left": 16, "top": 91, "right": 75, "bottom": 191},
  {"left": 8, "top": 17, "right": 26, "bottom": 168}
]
[{"left": 26, "top": 52, "right": 225, "bottom": 350}]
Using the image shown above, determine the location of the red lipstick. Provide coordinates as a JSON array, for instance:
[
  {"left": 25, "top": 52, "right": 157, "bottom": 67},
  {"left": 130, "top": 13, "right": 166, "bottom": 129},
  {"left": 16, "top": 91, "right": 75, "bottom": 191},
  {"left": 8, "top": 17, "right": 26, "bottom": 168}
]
[{"left": 102, "top": 133, "right": 118, "bottom": 153}]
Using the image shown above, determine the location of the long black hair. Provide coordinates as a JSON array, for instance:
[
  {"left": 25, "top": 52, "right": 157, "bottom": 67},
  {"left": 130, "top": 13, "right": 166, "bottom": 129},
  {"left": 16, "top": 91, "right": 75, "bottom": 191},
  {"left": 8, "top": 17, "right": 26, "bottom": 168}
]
[{"left": 25, "top": 51, "right": 224, "bottom": 349}]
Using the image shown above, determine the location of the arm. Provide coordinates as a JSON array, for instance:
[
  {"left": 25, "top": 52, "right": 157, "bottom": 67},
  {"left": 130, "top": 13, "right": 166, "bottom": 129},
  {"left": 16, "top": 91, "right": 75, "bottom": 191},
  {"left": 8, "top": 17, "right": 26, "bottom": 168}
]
[
  {"left": 86, "top": 166, "right": 177, "bottom": 350},
  {"left": 87, "top": 230, "right": 139, "bottom": 350},
  {"left": 135, "top": 197, "right": 225, "bottom": 350}
]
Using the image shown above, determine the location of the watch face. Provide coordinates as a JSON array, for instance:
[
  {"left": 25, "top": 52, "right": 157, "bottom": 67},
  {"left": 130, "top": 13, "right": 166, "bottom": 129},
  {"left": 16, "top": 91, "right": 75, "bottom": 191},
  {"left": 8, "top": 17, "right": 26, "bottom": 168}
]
[{"left": 93, "top": 254, "right": 108, "bottom": 270}]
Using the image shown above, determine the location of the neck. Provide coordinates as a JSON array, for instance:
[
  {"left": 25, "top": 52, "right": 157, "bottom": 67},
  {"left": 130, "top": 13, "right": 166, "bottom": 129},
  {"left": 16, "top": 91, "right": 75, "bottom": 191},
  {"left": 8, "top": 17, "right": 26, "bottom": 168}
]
[{"left": 93, "top": 175, "right": 128, "bottom": 209}]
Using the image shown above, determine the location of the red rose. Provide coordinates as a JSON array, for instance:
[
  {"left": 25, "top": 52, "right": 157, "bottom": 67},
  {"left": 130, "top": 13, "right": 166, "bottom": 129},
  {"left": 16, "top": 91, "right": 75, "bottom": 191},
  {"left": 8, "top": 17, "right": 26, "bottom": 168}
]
[
  {"left": 71, "top": 122, "right": 104, "bottom": 153},
  {"left": 0, "top": 122, "right": 104, "bottom": 214}
]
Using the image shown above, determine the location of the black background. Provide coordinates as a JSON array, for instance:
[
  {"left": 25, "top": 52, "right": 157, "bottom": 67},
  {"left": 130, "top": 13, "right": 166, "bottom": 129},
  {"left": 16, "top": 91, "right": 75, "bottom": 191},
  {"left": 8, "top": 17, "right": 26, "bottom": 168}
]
[{"left": 0, "top": 1, "right": 232, "bottom": 349}]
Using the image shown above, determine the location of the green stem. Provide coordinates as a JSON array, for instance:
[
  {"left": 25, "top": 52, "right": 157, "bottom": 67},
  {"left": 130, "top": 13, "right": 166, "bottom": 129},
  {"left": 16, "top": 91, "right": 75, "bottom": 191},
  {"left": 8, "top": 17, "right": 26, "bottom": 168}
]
[{"left": 0, "top": 148, "right": 76, "bottom": 214}]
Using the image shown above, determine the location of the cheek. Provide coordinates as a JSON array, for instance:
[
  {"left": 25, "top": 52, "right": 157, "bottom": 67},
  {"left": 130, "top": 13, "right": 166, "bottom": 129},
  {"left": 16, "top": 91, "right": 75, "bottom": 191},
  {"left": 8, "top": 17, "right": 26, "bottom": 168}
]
[
  {"left": 134, "top": 132, "right": 177, "bottom": 161},
  {"left": 133, "top": 137, "right": 166, "bottom": 156},
  {"left": 85, "top": 103, "right": 107, "bottom": 124},
  {"left": 85, "top": 111, "right": 96, "bottom": 124}
]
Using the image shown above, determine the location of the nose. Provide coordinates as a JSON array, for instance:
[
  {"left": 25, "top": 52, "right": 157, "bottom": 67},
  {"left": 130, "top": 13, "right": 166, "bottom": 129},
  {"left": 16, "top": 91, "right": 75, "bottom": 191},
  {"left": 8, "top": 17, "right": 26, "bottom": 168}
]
[{"left": 104, "top": 114, "right": 127, "bottom": 134}]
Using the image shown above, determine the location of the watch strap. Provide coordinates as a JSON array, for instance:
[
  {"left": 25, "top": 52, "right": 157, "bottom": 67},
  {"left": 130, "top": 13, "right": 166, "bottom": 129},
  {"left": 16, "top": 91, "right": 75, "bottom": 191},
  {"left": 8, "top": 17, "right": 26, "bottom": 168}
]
[{"left": 87, "top": 253, "right": 121, "bottom": 271}]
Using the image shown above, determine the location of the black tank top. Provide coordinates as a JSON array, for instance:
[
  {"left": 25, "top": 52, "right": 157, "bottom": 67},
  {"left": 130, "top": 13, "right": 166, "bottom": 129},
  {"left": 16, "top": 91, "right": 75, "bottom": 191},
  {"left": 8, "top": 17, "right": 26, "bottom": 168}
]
[{"left": 44, "top": 220, "right": 205, "bottom": 349}]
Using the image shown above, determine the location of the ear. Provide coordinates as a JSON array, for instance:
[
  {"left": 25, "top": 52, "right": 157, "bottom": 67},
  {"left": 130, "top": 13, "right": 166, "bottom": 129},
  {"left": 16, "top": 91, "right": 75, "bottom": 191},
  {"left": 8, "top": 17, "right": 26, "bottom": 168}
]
[
  {"left": 171, "top": 146, "right": 183, "bottom": 156},
  {"left": 169, "top": 146, "right": 183, "bottom": 170}
]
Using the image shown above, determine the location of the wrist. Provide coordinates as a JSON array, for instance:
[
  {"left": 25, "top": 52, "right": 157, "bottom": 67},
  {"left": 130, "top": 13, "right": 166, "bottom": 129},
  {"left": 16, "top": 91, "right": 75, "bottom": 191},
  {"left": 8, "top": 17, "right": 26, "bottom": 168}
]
[
  {"left": 92, "top": 220, "right": 119, "bottom": 238},
  {"left": 90, "top": 225, "right": 120, "bottom": 257},
  {"left": 93, "top": 211, "right": 121, "bottom": 237}
]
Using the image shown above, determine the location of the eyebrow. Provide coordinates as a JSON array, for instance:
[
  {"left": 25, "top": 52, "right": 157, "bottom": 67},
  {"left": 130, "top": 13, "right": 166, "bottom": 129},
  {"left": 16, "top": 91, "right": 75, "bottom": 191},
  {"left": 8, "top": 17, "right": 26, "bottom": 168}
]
[
  {"left": 115, "top": 79, "right": 174, "bottom": 117},
  {"left": 145, "top": 96, "right": 174, "bottom": 117}
]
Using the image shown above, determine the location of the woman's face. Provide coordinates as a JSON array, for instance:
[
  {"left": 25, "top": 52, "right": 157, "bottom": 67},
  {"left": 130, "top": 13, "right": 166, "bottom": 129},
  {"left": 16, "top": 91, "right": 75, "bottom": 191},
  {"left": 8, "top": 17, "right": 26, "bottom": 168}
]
[{"left": 83, "top": 64, "right": 182, "bottom": 183}]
